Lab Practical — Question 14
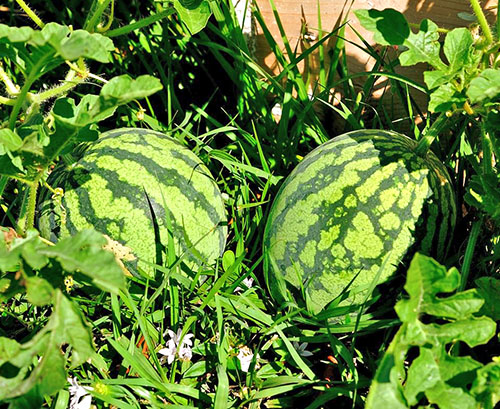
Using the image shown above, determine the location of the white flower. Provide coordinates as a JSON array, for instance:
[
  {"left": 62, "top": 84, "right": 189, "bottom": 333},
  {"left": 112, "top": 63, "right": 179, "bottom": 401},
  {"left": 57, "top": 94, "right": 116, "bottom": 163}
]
[
  {"left": 158, "top": 328, "right": 194, "bottom": 364},
  {"left": 68, "top": 377, "right": 92, "bottom": 409},
  {"left": 235, "top": 276, "right": 254, "bottom": 293},
  {"left": 292, "top": 341, "right": 313, "bottom": 357},
  {"left": 237, "top": 346, "right": 254, "bottom": 372}
]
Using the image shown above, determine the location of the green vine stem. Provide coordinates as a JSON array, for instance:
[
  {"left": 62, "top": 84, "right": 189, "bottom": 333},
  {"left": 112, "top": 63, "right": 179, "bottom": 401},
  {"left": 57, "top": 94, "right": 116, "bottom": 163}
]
[
  {"left": 23, "top": 176, "right": 42, "bottom": 233},
  {"left": 469, "top": 0, "right": 493, "bottom": 45},
  {"left": 0, "top": 64, "right": 20, "bottom": 96},
  {"left": 8, "top": 53, "right": 53, "bottom": 130},
  {"left": 84, "top": 0, "right": 113, "bottom": 33},
  {"left": 105, "top": 8, "right": 176, "bottom": 38},
  {"left": 414, "top": 111, "right": 450, "bottom": 157},
  {"left": 481, "top": 127, "right": 494, "bottom": 175},
  {"left": 31, "top": 69, "right": 83, "bottom": 104},
  {"left": 15, "top": 0, "right": 45, "bottom": 28}
]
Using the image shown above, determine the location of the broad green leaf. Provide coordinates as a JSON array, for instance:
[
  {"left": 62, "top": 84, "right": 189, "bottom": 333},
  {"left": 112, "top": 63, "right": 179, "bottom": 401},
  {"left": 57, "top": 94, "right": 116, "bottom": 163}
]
[
  {"left": 98, "top": 74, "right": 163, "bottom": 109},
  {"left": 424, "top": 70, "right": 454, "bottom": 90},
  {"left": 400, "top": 19, "right": 445, "bottom": 69},
  {"left": 426, "top": 381, "right": 477, "bottom": 409},
  {"left": 0, "top": 24, "right": 34, "bottom": 43},
  {"left": 51, "top": 95, "right": 114, "bottom": 129},
  {"left": 467, "top": 68, "right": 500, "bottom": 103},
  {"left": 0, "top": 129, "right": 23, "bottom": 153},
  {"left": 173, "top": 0, "right": 212, "bottom": 35},
  {"left": 404, "top": 348, "right": 440, "bottom": 405},
  {"left": 53, "top": 293, "right": 94, "bottom": 367},
  {"left": 471, "top": 361, "right": 500, "bottom": 408},
  {"left": 428, "top": 83, "right": 466, "bottom": 112},
  {"left": 58, "top": 29, "right": 113, "bottom": 63},
  {"left": 0, "top": 290, "right": 92, "bottom": 400},
  {"left": 354, "top": 8, "right": 409, "bottom": 46},
  {"left": 444, "top": 28, "right": 474, "bottom": 73},
  {"left": 41, "top": 229, "right": 126, "bottom": 294},
  {"left": 25, "top": 276, "right": 54, "bottom": 306},
  {"left": 475, "top": 277, "right": 500, "bottom": 320},
  {"left": 367, "top": 254, "right": 497, "bottom": 408}
]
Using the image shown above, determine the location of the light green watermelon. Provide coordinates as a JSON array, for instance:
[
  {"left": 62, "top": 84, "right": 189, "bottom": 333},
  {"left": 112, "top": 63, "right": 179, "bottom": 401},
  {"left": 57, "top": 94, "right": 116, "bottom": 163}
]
[
  {"left": 38, "top": 128, "right": 227, "bottom": 274},
  {"left": 263, "top": 129, "right": 456, "bottom": 313}
]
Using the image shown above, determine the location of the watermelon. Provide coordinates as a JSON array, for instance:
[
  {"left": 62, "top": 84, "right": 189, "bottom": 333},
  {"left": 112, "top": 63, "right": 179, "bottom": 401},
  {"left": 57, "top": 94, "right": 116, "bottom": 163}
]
[
  {"left": 38, "top": 128, "right": 227, "bottom": 274},
  {"left": 263, "top": 129, "right": 456, "bottom": 313}
]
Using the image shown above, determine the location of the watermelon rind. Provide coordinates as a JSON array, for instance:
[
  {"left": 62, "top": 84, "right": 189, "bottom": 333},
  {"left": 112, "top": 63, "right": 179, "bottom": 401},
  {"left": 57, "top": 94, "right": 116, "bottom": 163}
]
[
  {"left": 263, "top": 129, "right": 456, "bottom": 314},
  {"left": 38, "top": 128, "right": 227, "bottom": 275}
]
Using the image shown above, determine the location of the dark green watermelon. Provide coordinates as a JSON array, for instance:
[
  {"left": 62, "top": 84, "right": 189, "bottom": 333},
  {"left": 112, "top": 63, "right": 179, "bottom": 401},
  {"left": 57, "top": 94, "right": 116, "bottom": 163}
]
[{"left": 263, "top": 129, "right": 456, "bottom": 313}]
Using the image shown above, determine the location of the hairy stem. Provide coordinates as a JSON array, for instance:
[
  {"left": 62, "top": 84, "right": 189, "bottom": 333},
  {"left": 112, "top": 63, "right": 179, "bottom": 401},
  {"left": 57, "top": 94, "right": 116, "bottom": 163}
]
[
  {"left": 23, "top": 176, "right": 42, "bottom": 233},
  {"left": 15, "top": 0, "right": 45, "bottom": 28},
  {"left": 469, "top": 0, "right": 493, "bottom": 45}
]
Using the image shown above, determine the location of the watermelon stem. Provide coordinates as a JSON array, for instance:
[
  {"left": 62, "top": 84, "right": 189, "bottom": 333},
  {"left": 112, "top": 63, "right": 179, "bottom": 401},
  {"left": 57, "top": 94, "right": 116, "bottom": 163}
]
[{"left": 415, "top": 112, "right": 449, "bottom": 157}]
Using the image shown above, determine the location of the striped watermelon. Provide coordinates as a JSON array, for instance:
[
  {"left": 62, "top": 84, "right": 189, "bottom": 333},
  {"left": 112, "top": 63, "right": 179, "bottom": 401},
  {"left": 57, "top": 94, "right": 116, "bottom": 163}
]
[
  {"left": 263, "top": 129, "right": 456, "bottom": 314},
  {"left": 38, "top": 128, "right": 227, "bottom": 274}
]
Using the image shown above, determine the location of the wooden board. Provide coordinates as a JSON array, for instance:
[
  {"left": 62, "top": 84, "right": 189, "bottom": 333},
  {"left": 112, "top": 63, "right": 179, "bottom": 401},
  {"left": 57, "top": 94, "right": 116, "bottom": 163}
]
[{"left": 253, "top": 0, "right": 497, "bottom": 125}]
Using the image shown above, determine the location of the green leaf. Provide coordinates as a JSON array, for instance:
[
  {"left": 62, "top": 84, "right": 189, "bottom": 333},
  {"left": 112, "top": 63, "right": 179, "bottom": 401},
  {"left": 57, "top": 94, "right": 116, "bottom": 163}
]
[
  {"left": 467, "top": 68, "right": 500, "bottom": 104},
  {"left": 366, "top": 254, "right": 497, "bottom": 408},
  {"left": 57, "top": 29, "right": 114, "bottom": 63},
  {"left": 0, "top": 129, "right": 23, "bottom": 153},
  {"left": 471, "top": 361, "right": 500, "bottom": 408},
  {"left": 25, "top": 276, "right": 54, "bottom": 306},
  {"left": 444, "top": 28, "right": 474, "bottom": 74},
  {"left": 424, "top": 70, "right": 454, "bottom": 90},
  {"left": 173, "top": 0, "right": 212, "bottom": 35},
  {"left": 404, "top": 348, "right": 440, "bottom": 405},
  {"left": 475, "top": 277, "right": 500, "bottom": 320},
  {"left": 0, "top": 290, "right": 93, "bottom": 400},
  {"left": 428, "top": 83, "right": 466, "bottom": 112},
  {"left": 354, "top": 8, "right": 409, "bottom": 46},
  {"left": 400, "top": 19, "right": 445, "bottom": 69},
  {"left": 41, "top": 229, "right": 126, "bottom": 294},
  {"left": 98, "top": 74, "right": 163, "bottom": 109}
]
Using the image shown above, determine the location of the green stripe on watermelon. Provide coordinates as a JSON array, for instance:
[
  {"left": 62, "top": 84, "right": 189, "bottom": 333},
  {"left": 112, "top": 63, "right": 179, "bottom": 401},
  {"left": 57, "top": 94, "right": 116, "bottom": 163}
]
[
  {"left": 38, "top": 128, "right": 227, "bottom": 275},
  {"left": 264, "top": 129, "right": 456, "bottom": 314}
]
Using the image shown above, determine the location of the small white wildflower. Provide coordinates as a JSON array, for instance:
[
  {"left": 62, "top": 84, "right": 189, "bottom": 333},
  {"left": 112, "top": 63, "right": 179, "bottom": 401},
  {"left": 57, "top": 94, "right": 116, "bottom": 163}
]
[
  {"left": 292, "top": 341, "right": 313, "bottom": 357},
  {"left": 237, "top": 346, "right": 254, "bottom": 372},
  {"left": 158, "top": 328, "right": 194, "bottom": 364},
  {"left": 271, "top": 103, "right": 282, "bottom": 122},
  {"left": 235, "top": 276, "right": 254, "bottom": 293},
  {"left": 68, "top": 377, "right": 92, "bottom": 409}
]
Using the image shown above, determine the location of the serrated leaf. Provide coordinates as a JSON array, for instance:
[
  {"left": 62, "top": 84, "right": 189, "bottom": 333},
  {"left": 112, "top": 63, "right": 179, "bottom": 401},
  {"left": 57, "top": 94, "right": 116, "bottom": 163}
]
[
  {"left": 467, "top": 68, "right": 500, "bottom": 103},
  {"left": 367, "top": 254, "right": 497, "bottom": 409},
  {"left": 173, "top": 0, "right": 212, "bottom": 35},
  {"left": 444, "top": 28, "right": 474, "bottom": 74},
  {"left": 354, "top": 8, "right": 409, "bottom": 46},
  {"left": 0, "top": 290, "right": 92, "bottom": 400},
  {"left": 400, "top": 19, "right": 445, "bottom": 69},
  {"left": 41, "top": 229, "right": 126, "bottom": 294}
]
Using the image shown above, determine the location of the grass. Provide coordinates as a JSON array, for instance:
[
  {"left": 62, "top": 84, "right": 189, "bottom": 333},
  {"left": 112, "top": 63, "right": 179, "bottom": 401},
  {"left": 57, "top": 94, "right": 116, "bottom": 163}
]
[{"left": 1, "top": 0, "right": 499, "bottom": 408}]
